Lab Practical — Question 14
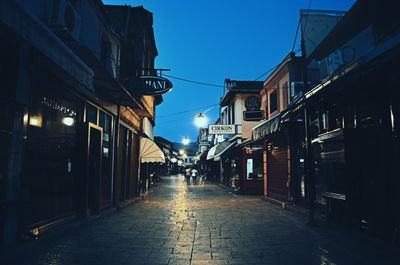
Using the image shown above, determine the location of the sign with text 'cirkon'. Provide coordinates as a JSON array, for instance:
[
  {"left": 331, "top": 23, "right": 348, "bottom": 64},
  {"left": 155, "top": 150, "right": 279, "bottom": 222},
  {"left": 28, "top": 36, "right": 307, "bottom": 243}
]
[
  {"left": 124, "top": 76, "right": 173, "bottom": 95},
  {"left": 209, "top": 125, "right": 235, "bottom": 135}
]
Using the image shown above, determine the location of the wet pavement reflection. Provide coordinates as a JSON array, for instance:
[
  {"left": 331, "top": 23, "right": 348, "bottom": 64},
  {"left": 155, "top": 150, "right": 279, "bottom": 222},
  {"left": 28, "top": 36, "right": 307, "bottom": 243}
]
[{"left": 2, "top": 175, "right": 399, "bottom": 265}]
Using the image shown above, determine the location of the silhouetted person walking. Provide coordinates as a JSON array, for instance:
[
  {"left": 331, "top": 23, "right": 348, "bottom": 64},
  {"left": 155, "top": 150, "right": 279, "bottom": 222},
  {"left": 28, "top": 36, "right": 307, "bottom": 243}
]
[
  {"left": 191, "top": 168, "right": 198, "bottom": 185},
  {"left": 185, "top": 167, "right": 191, "bottom": 185}
]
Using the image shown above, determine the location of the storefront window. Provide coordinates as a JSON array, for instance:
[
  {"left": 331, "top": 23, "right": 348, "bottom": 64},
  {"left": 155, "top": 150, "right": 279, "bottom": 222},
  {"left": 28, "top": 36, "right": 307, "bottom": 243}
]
[
  {"left": 99, "top": 111, "right": 112, "bottom": 203},
  {"left": 86, "top": 103, "right": 97, "bottom": 124},
  {"left": 246, "top": 154, "right": 263, "bottom": 179},
  {"left": 24, "top": 93, "right": 83, "bottom": 225},
  {"left": 246, "top": 159, "right": 254, "bottom": 179}
]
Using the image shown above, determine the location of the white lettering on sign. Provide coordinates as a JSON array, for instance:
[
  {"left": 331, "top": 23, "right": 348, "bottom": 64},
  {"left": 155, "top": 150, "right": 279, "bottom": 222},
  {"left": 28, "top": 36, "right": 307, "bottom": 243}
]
[
  {"left": 41, "top": 97, "right": 77, "bottom": 117},
  {"left": 208, "top": 125, "right": 235, "bottom": 135},
  {"left": 145, "top": 80, "right": 167, "bottom": 90}
]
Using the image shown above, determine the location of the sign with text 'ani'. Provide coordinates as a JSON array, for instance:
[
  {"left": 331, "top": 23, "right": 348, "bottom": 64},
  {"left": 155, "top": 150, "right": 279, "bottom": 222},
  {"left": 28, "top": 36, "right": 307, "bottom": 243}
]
[
  {"left": 124, "top": 76, "right": 173, "bottom": 95},
  {"left": 208, "top": 125, "right": 235, "bottom": 135}
]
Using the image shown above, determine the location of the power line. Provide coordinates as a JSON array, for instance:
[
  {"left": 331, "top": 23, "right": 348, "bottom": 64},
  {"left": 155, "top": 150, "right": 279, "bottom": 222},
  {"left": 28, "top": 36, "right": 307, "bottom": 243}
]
[
  {"left": 254, "top": 64, "right": 279, "bottom": 81},
  {"left": 157, "top": 104, "right": 217, "bottom": 118},
  {"left": 162, "top": 74, "right": 224, "bottom": 88},
  {"left": 156, "top": 115, "right": 194, "bottom": 125},
  {"left": 302, "top": 0, "right": 313, "bottom": 37},
  {"left": 291, "top": 17, "right": 301, "bottom": 53}
]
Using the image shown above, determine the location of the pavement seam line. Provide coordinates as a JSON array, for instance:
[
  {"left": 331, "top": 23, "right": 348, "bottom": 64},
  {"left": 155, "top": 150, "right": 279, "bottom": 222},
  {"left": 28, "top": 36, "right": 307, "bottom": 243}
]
[{"left": 189, "top": 217, "right": 197, "bottom": 265}]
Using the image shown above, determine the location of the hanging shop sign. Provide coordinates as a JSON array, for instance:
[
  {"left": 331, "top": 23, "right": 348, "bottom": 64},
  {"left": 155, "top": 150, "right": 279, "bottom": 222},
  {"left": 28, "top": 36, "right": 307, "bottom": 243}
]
[
  {"left": 124, "top": 76, "right": 173, "bottom": 95},
  {"left": 208, "top": 125, "right": 235, "bottom": 135}
]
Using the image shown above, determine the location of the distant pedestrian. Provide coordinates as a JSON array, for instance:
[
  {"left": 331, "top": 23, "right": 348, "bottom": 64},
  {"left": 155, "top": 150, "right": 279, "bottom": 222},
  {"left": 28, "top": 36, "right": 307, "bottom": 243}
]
[
  {"left": 191, "top": 168, "right": 198, "bottom": 185},
  {"left": 185, "top": 167, "right": 191, "bottom": 185}
]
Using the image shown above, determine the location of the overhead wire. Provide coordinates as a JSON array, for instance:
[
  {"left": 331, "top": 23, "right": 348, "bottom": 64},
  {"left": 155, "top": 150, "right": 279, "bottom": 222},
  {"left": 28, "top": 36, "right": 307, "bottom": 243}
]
[
  {"left": 157, "top": 104, "right": 217, "bottom": 118},
  {"left": 302, "top": 0, "right": 313, "bottom": 38},
  {"left": 291, "top": 17, "right": 301, "bottom": 53},
  {"left": 255, "top": 0, "right": 311, "bottom": 81},
  {"left": 254, "top": 64, "right": 280, "bottom": 81},
  {"left": 156, "top": 115, "right": 195, "bottom": 125},
  {"left": 162, "top": 74, "right": 224, "bottom": 88}
]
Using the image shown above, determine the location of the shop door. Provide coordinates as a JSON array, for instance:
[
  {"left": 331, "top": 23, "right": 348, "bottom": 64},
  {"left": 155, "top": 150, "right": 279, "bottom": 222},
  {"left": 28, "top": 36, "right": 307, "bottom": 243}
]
[
  {"left": 266, "top": 147, "right": 289, "bottom": 201},
  {"left": 242, "top": 152, "right": 264, "bottom": 195},
  {"left": 88, "top": 124, "right": 102, "bottom": 214}
]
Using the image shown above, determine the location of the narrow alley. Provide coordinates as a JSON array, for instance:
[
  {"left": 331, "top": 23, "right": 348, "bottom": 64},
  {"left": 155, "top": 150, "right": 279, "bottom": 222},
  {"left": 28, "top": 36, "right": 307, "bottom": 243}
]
[{"left": 2, "top": 175, "right": 398, "bottom": 265}]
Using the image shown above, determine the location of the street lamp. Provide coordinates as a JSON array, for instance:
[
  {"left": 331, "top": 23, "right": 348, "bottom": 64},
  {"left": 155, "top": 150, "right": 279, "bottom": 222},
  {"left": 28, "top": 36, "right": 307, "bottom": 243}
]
[
  {"left": 194, "top": 113, "right": 208, "bottom": 128},
  {"left": 194, "top": 104, "right": 218, "bottom": 128},
  {"left": 182, "top": 137, "right": 190, "bottom": 145},
  {"left": 179, "top": 149, "right": 185, "bottom": 155}
]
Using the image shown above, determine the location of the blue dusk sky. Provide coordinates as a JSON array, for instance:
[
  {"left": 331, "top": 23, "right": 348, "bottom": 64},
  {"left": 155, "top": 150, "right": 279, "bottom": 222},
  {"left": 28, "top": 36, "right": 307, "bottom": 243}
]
[{"left": 103, "top": 0, "right": 356, "bottom": 143}]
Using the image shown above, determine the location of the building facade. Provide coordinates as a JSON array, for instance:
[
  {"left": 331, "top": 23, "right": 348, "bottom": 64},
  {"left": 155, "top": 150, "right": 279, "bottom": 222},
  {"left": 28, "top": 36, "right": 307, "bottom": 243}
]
[
  {"left": 0, "top": 0, "right": 168, "bottom": 245},
  {"left": 206, "top": 79, "right": 264, "bottom": 193}
]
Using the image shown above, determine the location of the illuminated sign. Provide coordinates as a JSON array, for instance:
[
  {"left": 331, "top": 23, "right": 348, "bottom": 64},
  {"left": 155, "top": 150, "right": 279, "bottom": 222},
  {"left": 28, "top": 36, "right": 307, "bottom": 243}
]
[
  {"left": 124, "top": 76, "right": 173, "bottom": 95},
  {"left": 41, "top": 97, "right": 77, "bottom": 117},
  {"left": 208, "top": 125, "right": 235, "bottom": 135}
]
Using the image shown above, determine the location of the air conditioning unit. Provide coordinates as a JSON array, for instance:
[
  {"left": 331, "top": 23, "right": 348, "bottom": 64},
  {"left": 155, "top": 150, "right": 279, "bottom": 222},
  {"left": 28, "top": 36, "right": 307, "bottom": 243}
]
[{"left": 48, "top": 0, "right": 81, "bottom": 40}]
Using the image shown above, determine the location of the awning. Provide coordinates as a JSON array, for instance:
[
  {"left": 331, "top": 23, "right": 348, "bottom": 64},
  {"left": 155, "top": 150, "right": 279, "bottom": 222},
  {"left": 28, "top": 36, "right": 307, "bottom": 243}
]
[
  {"left": 213, "top": 141, "right": 236, "bottom": 160},
  {"left": 192, "top": 152, "right": 202, "bottom": 162},
  {"left": 252, "top": 113, "right": 282, "bottom": 141},
  {"left": 207, "top": 145, "right": 217, "bottom": 160},
  {"left": 207, "top": 140, "right": 235, "bottom": 161},
  {"left": 193, "top": 150, "right": 209, "bottom": 164},
  {"left": 139, "top": 137, "right": 165, "bottom": 163}
]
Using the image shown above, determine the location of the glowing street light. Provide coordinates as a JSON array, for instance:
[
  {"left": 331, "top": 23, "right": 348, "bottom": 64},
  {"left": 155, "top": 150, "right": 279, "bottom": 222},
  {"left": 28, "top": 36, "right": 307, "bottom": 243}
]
[
  {"left": 194, "top": 113, "right": 208, "bottom": 128},
  {"left": 193, "top": 104, "right": 218, "bottom": 128},
  {"left": 179, "top": 149, "right": 185, "bottom": 155},
  {"left": 182, "top": 137, "right": 190, "bottom": 145}
]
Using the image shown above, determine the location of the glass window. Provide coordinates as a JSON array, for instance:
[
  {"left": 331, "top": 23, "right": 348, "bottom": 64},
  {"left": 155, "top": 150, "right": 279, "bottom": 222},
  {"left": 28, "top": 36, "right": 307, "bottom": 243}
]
[
  {"left": 270, "top": 91, "right": 278, "bottom": 114},
  {"left": 246, "top": 158, "right": 253, "bottom": 179},
  {"left": 246, "top": 153, "right": 263, "bottom": 180},
  {"left": 24, "top": 94, "right": 83, "bottom": 225},
  {"left": 99, "top": 110, "right": 112, "bottom": 203},
  {"left": 86, "top": 104, "right": 97, "bottom": 124}
]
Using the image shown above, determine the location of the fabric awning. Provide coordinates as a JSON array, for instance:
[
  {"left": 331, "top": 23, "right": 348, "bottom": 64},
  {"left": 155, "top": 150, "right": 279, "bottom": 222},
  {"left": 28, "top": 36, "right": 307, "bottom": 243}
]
[
  {"left": 193, "top": 150, "right": 209, "bottom": 164},
  {"left": 213, "top": 141, "right": 236, "bottom": 160},
  {"left": 192, "top": 152, "right": 202, "bottom": 162},
  {"left": 207, "top": 140, "right": 235, "bottom": 161},
  {"left": 252, "top": 113, "right": 282, "bottom": 141},
  {"left": 206, "top": 145, "right": 218, "bottom": 160},
  {"left": 139, "top": 137, "right": 165, "bottom": 163}
]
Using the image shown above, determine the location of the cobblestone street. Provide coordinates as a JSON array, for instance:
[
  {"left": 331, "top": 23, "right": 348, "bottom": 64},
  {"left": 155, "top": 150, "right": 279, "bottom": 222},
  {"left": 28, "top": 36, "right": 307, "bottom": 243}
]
[{"left": 2, "top": 175, "right": 399, "bottom": 265}]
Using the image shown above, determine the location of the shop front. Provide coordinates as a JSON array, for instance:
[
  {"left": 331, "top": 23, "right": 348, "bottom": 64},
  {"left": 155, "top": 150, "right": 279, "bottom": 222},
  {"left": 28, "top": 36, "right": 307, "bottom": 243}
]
[
  {"left": 114, "top": 122, "right": 140, "bottom": 204},
  {"left": 221, "top": 143, "right": 263, "bottom": 195},
  {"left": 252, "top": 113, "right": 305, "bottom": 202},
  {"left": 240, "top": 146, "right": 264, "bottom": 195},
  {"left": 22, "top": 69, "right": 84, "bottom": 229},
  {"left": 138, "top": 136, "right": 165, "bottom": 194},
  {"left": 21, "top": 65, "right": 116, "bottom": 230}
]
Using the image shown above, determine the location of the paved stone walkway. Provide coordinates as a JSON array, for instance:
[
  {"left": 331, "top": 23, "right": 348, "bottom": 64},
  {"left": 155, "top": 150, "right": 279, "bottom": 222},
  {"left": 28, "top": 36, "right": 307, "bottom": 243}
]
[{"left": 2, "top": 175, "right": 399, "bottom": 265}]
